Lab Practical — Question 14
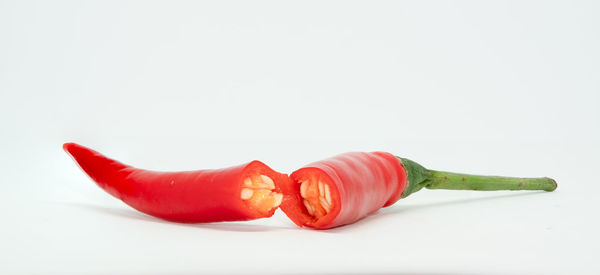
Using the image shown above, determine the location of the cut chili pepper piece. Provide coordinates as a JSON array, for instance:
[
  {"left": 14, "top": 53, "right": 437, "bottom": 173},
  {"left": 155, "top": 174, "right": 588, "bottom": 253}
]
[
  {"left": 281, "top": 152, "right": 557, "bottom": 230},
  {"left": 279, "top": 152, "right": 407, "bottom": 229},
  {"left": 63, "top": 143, "right": 289, "bottom": 223}
]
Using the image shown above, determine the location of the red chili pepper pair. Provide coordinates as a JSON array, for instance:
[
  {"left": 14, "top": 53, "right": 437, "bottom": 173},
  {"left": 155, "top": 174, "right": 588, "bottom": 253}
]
[{"left": 64, "top": 143, "right": 557, "bottom": 229}]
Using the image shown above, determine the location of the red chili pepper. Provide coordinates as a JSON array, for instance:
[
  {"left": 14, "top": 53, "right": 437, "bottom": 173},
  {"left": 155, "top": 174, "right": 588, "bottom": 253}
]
[
  {"left": 63, "top": 143, "right": 288, "bottom": 223},
  {"left": 280, "top": 152, "right": 557, "bottom": 229}
]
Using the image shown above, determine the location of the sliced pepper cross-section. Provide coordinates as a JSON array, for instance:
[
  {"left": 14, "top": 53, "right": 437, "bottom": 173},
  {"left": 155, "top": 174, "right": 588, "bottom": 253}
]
[
  {"left": 64, "top": 142, "right": 289, "bottom": 223},
  {"left": 279, "top": 152, "right": 407, "bottom": 229}
]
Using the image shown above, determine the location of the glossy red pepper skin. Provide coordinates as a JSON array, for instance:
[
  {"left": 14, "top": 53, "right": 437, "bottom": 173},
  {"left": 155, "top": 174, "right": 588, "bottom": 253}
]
[
  {"left": 63, "top": 143, "right": 288, "bottom": 223},
  {"left": 279, "top": 152, "right": 407, "bottom": 229}
]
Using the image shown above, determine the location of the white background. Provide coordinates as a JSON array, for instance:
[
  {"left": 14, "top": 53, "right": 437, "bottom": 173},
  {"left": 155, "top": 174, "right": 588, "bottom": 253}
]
[{"left": 1, "top": 0, "right": 599, "bottom": 274}]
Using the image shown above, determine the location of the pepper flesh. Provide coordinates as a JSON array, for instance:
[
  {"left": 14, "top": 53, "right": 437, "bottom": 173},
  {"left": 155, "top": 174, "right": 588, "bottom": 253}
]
[
  {"left": 63, "top": 143, "right": 288, "bottom": 223},
  {"left": 279, "top": 152, "right": 407, "bottom": 229}
]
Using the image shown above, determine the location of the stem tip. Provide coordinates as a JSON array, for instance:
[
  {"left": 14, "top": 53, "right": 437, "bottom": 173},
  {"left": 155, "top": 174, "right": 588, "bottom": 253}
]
[{"left": 546, "top": 177, "right": 558, "bottom": 192}]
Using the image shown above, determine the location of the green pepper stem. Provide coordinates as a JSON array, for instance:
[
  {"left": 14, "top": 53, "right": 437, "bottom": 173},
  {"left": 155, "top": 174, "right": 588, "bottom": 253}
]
[{"left": 426, "top": 170, "right": 557, "bottom": 192}]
